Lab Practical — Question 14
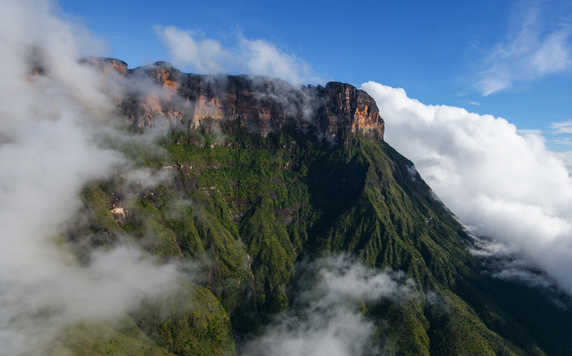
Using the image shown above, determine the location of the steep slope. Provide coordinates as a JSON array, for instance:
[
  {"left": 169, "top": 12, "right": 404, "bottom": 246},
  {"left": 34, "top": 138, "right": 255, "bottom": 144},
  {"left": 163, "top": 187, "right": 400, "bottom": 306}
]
[{"left": 53, "top": 59, "right": 572, "bottom": 355}]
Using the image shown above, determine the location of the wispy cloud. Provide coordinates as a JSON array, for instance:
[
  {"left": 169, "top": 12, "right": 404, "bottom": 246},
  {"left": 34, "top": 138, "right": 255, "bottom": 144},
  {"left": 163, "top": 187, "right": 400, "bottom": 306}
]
[
  {"left": 154, "top": 27, "right": 227, "bottom": 73},
  {"left": 476, "top": 4, "right": 572, "bottom": 96},
  {"left": 154, "top": 26, "right": 315, "bottom": 85},
  {"left": 551, "top": 120, "right": 572, "bottom": 134},
  {"left": 556, "top": 150, "right": 572, "bottom": 171},
  {"left": 548, "top": 120, "right": 572, "bottom": 147},
  {"left": 242, "top": 256, "right": 416, "bottom": 356},
  {"left": 468, "top": 235, "right": 556, "bottom": 289},
  {"left": 518, "top": 128, "right": 543, "bottom": 136},
  {"left": 553, "top": 137, "right": 572, "bottom": 146},
  {"left": 0, "top": 1, "right": 184, "bottom": 353},
  {"left": 469, "top": 100, "right": 481, "bottom": 106}
]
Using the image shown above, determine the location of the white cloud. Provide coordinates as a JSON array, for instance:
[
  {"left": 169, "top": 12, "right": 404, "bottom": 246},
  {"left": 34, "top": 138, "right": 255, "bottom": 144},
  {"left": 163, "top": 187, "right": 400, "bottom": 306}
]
[
  {"left": 0, "top": 1, "right": 182, "bottom": 354},
  {"left": 493, "top": 267, "right": 553, "bottom": 288},
  {"left": 548, "top": 120, "right": 572, "bottom": 147},
  {"left": 242, "top": 256, "right": 415, "bottom": 356},
  {"left": 556, "top": 151, "right": 572, "bottom": 171},
  {"left": 553, "top": 137, "right": 572, "bottom": 146},
  {"left": 517, "top": 129, "right": 542, "bottom": 136},
  {"left": 363, "top": 81, "right": 572, "bottom": 295},
  {"left": 476, "top": 5, "right": 572, "bottom": 95},
  {"left": 477, "top": 75, "right": 512, "bottom": 97},
  {"left": 240, "top": 37, "right": 312, "bottom": 85},
  {"left": 551, "top": 120, "right": 572, "bottom": 134},
  {"left": 153, "top": 26, "right": 228, "bottom": 73},
  {"left": 530, "top": 29, "right": 572, "bottom": 74},
  {"left": 155, "top": 26, "right": 313, "bottom": 85},
  {"left": 468, "top": 235, "right": 555, "bottom": 289}
]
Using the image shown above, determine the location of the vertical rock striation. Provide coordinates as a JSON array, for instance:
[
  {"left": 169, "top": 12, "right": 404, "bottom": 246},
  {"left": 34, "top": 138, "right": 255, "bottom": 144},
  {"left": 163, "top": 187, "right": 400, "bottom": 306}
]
[{"left": 86, "top": 58, "right": 385, "bottom": 142}]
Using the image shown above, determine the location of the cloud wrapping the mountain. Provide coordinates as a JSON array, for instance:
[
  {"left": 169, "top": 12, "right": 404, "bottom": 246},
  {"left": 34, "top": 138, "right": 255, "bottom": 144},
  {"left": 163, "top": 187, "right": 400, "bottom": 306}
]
[
  {"left": 0, "top": 1, "right": 182, "bottom": 354},
  {"left": 155, "top": 26, "right": 313, "bottom": 85},
  {"left": 242, "top": 256, "right": 415, "bottom": 356},
  {"left": 363, "top": 81, "right": 572, "bottom": 294}
]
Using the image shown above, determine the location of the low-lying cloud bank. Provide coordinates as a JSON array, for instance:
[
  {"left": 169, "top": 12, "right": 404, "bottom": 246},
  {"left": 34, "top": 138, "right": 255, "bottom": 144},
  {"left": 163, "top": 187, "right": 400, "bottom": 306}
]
[
  {"left": 363, "top": 81, "right": 572, "bottom": 294},
  {"left": 0, "top": 1, "right": 182, "bottom": 354},
  {"left": 242, "top": 256, "right": 415, "bottom": 356}
]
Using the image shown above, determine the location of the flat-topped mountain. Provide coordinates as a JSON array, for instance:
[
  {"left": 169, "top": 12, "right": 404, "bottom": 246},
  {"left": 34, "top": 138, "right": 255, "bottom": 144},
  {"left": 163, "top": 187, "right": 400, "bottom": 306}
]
[
  {"left": 37, "top": 57, "right": 572, "bottom": 356},
  {"left": 86, "top": 58, "right": 384, "bottom": 142}
]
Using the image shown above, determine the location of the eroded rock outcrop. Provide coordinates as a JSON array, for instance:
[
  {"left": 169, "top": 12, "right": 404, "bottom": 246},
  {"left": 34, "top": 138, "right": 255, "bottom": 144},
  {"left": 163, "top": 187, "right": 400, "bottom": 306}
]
[
  {"left": 80, "top": 57, "right": 128, "bottom": 76},
  {"left": 98, "top": 59, "right": 384, "bottom": 141}
]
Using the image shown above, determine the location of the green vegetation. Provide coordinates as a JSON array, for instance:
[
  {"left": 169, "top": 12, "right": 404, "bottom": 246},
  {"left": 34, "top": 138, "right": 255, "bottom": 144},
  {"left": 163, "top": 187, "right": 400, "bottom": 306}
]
[{"left": 58, "top": 122, "right": 572, "bottom": 355}]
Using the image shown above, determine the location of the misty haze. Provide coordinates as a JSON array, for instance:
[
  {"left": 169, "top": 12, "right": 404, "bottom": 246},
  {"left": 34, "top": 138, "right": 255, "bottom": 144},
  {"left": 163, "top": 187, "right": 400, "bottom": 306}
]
[{"left": 2, "top": 0, "right": 572, "bottom": 355}]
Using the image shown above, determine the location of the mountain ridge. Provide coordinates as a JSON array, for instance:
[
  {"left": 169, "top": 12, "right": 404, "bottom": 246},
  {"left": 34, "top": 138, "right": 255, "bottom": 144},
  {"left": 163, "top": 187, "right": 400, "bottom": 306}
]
[
  {"left": 80, "top": 57, "right": 384, "bottom": 142},
  {"left": 38, "top": 57, "right": 572, "bottom": 356}
]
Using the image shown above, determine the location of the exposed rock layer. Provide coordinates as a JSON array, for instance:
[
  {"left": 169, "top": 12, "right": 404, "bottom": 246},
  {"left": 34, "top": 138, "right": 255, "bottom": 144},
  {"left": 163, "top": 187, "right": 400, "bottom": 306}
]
[{"left": 90, "top": 59, "right": 384, "bottom": 141}]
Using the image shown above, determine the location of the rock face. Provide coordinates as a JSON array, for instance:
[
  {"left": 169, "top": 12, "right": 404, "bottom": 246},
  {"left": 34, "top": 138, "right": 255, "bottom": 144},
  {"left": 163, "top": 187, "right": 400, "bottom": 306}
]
[
  {"left": 95, "top": 59, "right": 384, "bottom": 141},
  {"left": 80, "top": 57, "right": 128, "bottom": 76},
  {"left": 319, "top": 81, "right": 385, "bottom": 140}
]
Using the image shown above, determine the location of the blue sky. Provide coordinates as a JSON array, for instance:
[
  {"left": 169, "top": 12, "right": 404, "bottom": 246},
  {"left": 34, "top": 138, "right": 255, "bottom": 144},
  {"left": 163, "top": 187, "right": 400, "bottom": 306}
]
[{"left": 58, "top": 0, "right": 572, "bottom": 150}]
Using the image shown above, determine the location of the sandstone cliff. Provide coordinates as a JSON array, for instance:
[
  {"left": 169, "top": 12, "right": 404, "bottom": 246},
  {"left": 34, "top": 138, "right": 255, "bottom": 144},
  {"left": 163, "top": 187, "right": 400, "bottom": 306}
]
[{"left": 89, "top": 59, "right": 385, "bottom": 142}]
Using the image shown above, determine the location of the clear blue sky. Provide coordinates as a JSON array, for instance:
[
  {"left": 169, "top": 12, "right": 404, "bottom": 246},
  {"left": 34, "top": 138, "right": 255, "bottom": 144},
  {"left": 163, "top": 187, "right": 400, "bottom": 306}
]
[{"left": 58, "top": 0, "right": 572, "bottom": 150}]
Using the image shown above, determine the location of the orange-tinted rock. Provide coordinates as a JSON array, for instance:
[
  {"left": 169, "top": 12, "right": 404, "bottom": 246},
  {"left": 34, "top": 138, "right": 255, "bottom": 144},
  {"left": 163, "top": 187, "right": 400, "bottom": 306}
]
[
  {"left": 89, "top": 59, "right": 384, "bottom": 141},
  {"left": 321, "top": 82, "right": 384, "bottom": 139},
  {"left": 80, "top": 57, "right": 128, "bottom": 76}
]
